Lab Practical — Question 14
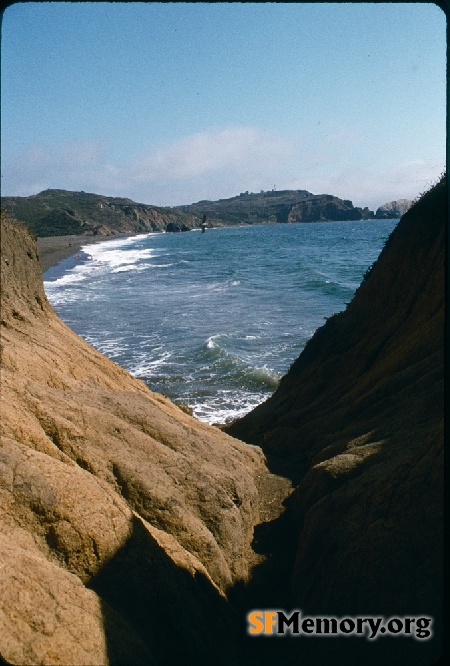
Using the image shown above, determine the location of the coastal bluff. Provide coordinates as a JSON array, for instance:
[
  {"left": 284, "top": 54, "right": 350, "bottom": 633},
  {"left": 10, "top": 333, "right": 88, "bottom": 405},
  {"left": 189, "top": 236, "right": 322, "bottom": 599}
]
[
  {"left": 227, "top": 176, "right": 445, "bottom": 663},
  {"left": 1, "top": 187, "right": 376, "bottom": 240},
  {"left": 0, "top": 214, "right": 267, "bottom": 664}
]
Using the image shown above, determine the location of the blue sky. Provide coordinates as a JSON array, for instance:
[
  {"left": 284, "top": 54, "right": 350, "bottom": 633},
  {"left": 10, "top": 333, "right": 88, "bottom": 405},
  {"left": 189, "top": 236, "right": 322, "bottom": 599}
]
[{"left": 1, "top": 2, "right": 446, "bottom": 209}]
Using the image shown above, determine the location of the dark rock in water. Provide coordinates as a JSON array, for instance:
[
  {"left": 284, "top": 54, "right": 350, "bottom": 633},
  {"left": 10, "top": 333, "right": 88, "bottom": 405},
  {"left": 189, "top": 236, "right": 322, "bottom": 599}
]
[
  {"left": 226, "top": 175, "right": 445, "bottom": 664},
  {"left": 165, "top": 221, "right": 191, "bottom": 232}
]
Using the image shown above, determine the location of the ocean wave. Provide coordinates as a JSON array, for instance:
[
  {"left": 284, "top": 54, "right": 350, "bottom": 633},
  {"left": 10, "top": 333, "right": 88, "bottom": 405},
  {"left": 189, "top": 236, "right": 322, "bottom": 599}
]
[
  {"left": 206, "top": 334, "right": 222, "bottom": 350},
  {"left": 85, "top": 247, "right": 154, "bottom": 269},
  {"left": 80, "top": 233, "right": 153, "bottom": 254},
  {"left": 45, "top": 237, "right": 158, "bottom": 293},
  {"left": 304, "top": 275, "right": 353, "bottom": 298},
  {"left": 150, "top": 263, "right": 174, "bottom": 268},
  {"left": 247, "top": 365, "right": 280, "bottom": 388},
  {"left": 187, "top": 390, "right": 269, "bottom": 425},
  {"left": 42, "top": 290, "right": 89, "bottom": 306},
  {"left": 128, "top": 351, "right": 173, "bottom": 377},
  {"left": 202, "top": 334, "right": 280, "bottom": 390},
  {"left": 83, "top": 336, "right": 129, "bottom": 359},
  {"left": 43, "top": 221, "right": 397, "bottom": 427},
  {"left": 44, "top": 270, "right": 89, "bottom": 287},
  {"left": 111, "top": 262, "right": 153, "bottom": 273}
]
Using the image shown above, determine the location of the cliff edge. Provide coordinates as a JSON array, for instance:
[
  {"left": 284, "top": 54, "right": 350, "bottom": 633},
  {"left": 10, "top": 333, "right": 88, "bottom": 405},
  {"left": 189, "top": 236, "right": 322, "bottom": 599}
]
[{"left": 0, "top": 214, "right": 266, "bottom": 665}]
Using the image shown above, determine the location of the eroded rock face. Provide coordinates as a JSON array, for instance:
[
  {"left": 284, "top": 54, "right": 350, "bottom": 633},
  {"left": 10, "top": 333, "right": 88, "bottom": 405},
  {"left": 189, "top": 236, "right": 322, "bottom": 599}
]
[
  {"left": 375, "top": 198, "right": 412, "bottom": 218},
  {"left": 0, "top": 214, "right": 266, "bottom": 665},
  {"left": 227, "top": 177, "right": 445, "bottom": 662}
]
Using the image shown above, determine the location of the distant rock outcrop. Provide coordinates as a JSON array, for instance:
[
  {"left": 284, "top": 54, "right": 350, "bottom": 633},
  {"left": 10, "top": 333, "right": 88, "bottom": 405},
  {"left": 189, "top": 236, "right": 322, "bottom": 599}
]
[
  {"left": 375, "top": 198, "right": 412, "bottom": 218},
  {"left": 227, "top": 176, "right": 445, "bottom": 664},
  {"left": 179, "top": 189, "right": 375, "bottom": 226},
  {"left": 0, "top": 214, "right": 266, "bottom": 665},
  {"left": 165, "top": 221, "right": 191, "bottom": 232}
]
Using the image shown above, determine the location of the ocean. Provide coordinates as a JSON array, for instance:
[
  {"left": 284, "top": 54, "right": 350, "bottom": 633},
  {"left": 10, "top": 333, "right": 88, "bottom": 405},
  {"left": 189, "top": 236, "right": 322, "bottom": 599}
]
[{"left": 43, "top": 220, "right": 397, "bottom": 424}]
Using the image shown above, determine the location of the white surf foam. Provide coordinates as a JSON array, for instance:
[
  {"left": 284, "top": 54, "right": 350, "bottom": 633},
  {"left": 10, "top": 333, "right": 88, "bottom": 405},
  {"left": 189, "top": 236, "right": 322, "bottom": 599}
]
[
  {"left": 44, "top": 234, "right": 158, "bottom": 297},
  {"left": 128, "top": 351, "right": 173, "bottom": 377},
  {"left": 189, "top": 390, "right": 267, "bottom": 425}
]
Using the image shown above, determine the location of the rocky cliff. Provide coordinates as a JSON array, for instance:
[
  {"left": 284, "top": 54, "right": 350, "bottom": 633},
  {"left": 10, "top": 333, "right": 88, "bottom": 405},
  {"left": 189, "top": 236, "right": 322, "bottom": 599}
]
[
  {"left": 227, "top": 175, "right": 445, "bottom": 663},
  {"left": 375, "top": 198, "right": 412, "bottom": 218},
  {"left": 0, "top": 213, "right": 268, "bottom": 665},
  {"left": 178, "top": 189, "right": 375, "bottom": 225}
]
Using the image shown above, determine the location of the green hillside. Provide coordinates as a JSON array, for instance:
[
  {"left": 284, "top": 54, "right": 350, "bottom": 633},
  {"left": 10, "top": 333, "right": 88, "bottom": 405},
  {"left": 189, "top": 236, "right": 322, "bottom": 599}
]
[
  {"left": 1, "top": 189, "right": 198, "bottom": 237},
  {"left": 1, "top": 187, "right": 377, "bottom": 238}
]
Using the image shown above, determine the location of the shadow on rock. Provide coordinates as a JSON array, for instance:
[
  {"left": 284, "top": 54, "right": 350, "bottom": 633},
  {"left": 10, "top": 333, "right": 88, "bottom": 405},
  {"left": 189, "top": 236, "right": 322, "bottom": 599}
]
[
  {"left": 90, "top": 515, "right": 240, "bottom": 666},
  {"left": 226, "top": 422, "right": 444, "bottom": 666}
]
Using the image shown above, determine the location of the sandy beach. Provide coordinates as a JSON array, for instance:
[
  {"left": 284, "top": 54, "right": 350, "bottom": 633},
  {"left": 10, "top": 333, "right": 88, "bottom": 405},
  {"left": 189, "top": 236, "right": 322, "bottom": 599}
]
[{"left": 37, "top": 234, "right": 128, "bottom": 272}]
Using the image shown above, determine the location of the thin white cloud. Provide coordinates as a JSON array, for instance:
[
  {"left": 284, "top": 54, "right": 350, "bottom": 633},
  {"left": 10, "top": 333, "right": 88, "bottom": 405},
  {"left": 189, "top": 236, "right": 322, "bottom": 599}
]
[
  {"left": 2, "top": 140, "right": 113, "bottom": 196},
  {"left": 1, "top": 130, "right": 444, "bottom": 210},
  {"left": 129, "top": 126, "right": 294, "bottom": 182},
  {"left": 1, "top": 127, "right": 297, "bottom": 201}
]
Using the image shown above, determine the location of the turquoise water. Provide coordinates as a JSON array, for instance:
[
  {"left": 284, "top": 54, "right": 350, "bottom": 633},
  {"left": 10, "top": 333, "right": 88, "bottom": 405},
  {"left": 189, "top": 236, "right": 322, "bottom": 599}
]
[{"left": 44, "top": 220, "right": 397, "bottom": 423}]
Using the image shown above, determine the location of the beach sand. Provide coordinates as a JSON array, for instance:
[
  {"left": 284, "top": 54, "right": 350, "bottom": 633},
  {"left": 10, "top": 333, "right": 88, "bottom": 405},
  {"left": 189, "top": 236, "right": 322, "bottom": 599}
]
[{"left": 37, "top": 234, "right": 125, "bottom": 272}]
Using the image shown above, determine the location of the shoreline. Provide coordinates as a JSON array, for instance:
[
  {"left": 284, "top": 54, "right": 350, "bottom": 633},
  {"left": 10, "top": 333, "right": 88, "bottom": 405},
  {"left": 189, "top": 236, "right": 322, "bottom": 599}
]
[
  {"left": 37, "top": 233, "right": 141, "bottom": 273},
  {"left": 37, "top": 227, "right": 213, "bottom": 273},
  {"left": 36, "top": 218, "right": 393, "bottom": 273}
]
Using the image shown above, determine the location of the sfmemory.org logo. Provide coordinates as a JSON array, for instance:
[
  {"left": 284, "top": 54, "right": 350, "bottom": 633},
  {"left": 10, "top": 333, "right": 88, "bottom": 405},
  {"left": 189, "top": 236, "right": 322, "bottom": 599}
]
[{"left": 247, "top": 610, "right": 433, "bottom": 640}]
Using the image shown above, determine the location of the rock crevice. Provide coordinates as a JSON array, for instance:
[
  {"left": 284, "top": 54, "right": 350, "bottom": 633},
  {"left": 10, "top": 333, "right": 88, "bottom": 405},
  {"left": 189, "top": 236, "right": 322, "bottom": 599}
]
[{"left": 1, "top": 173, "right": 445, "bottom": 664}]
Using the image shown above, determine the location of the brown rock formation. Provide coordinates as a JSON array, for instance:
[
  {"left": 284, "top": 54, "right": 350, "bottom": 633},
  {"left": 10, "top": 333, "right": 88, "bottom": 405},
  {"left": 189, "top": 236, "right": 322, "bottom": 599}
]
[
  {"left": 0, "top": 215, "right": 266, "bottom": 664},
  {"left": 227, "top": 176, "right": 445, "bottom": 663}
]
